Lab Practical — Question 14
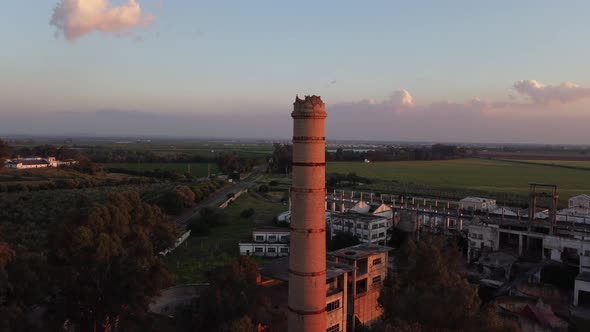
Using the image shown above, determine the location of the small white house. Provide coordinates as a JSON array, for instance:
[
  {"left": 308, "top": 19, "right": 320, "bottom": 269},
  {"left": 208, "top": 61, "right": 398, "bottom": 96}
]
[
  {"left": 459, "top": 197, "right": 497, "bottom": 211},
  {"left": 239, "top": 228, "right": 290, "bottom": 257},
  {"left": 569, "top": 195, "right": 590, "bottom": 209}
]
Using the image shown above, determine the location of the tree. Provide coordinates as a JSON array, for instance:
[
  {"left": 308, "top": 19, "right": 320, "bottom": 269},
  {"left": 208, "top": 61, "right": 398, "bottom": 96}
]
[
  {"left": 0, "top": 140, "right": 11, "bottom": 166},
  {"left": 47, "top": 191, "right": 177, "bottom": 331},
  {"left": 240, "top": 208, "right": 255, "bottom": 219},
  {"left": 270, "top": 144, "right": 292, "bottom": 174},
  {"left": 184, "top": 257, "right": 259, "bottom": 331},
  {"left": 0, "top": 234, "right": 17, "bottom": 332},
  {"left": 378, "top": 236, "right": 518, "bottom": 332}
]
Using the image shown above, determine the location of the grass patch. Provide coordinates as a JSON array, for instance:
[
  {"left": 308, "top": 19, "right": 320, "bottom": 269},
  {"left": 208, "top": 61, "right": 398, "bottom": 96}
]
[
  {"left": 327, "top": 159, "right": 590, "bottom": 203},
  {"left": 164, "top": 193, "right": 287, "bottom": 284}
]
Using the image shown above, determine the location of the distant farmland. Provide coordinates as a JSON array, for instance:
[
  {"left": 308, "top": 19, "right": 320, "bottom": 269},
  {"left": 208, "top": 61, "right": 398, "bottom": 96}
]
[
  {"left": 104, "top": 162, "right": 219, "bottom": 177},
  {"left": 518, "top": 160, "right": 590, "bottom": 169},
  {"left": 326, "top": 159, "right": 590, "bottom": 200}
]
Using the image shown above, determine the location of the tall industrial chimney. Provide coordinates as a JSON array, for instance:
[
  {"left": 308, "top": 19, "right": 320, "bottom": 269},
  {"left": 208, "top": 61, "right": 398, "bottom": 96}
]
[{"left": 288, "top": 95, "right": 327, "bottom": 332}]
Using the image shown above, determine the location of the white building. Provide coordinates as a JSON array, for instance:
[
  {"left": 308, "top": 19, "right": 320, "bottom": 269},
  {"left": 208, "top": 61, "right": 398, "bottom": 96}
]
[
  {"left": 459, "top": 197, "right": 497, "bottom": 211},
  {"left": 557, "top": 195, "right": 590, "bottom": 224},
  {"left": 5, "top": 157, "right": 77, "bottom": 169},
  {"left": 570, "top": 194, "right": 590, "bottom": 209},
  {"left": 239, "top": 227, "right": 290, "bottom": 257},
  {"left": 329, "top": 211, "right": 389, "bottom": 245}
]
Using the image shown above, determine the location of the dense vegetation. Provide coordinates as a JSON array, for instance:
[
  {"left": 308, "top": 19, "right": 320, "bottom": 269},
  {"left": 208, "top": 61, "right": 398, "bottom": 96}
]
[
  {"left": 1, "top": 192, "right": 178, "bottom": 331},
  {"left": 373, "top": 236, "right": 518, "bottom": 332}
]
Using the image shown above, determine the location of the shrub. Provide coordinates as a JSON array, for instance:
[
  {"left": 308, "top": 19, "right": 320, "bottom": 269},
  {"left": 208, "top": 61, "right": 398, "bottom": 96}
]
[
  {"left": 258, "top": 185, "right": 269, "bottom": 193},
  {"left": 240, "top": 208, "right": 255, "bottom": 219},
  {"left": 269, "top": 180, "right": 279, "bottom": 186},
  {"left": 188, "top": 218, "right": 210, "bottom": 236}
]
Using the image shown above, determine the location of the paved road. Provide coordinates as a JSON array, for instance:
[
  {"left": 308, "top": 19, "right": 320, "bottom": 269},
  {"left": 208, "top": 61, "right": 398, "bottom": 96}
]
[{"left": 174, "top": 169, "right": 263, "bottom": 231}]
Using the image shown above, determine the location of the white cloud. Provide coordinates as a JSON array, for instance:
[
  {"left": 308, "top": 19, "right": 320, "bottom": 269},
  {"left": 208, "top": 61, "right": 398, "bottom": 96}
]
[
  {"left": 513, "top": 80, "right": 590, "bottom": 104},
  {"left": 50, "top": 0, "right": 154, "bottom": 41}
]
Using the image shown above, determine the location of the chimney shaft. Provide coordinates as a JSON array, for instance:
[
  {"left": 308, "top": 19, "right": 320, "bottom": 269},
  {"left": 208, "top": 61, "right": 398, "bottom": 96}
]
[{"left": 288, "top": 95, "right": 327, "bottom": 332}]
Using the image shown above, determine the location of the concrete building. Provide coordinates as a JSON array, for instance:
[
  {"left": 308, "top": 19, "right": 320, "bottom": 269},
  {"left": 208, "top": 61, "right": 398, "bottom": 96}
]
[
  {"left": 466, "top": 218, "right": 590, "bottom": 309},
  {"left": 259, "top": 257, "right": 352, "bottom": 332},
  {"left": 459, "top": 197, "right": 497, "bottom": 211},
  {"left": 258, "top": 243, "right": 392, "bottom": 332},
  {"left": 239, "top": 228, "right": 290, "bottom": 257},
  {"left": 329, "top": 211, "right": 389, "bottom": 245},
  {"left": 288, "top": 95, "right": 327, "bottom": 332},
  {"left": 569, "top": 194, "right": 590, "bottom": 209},
  {"left": 328, "top": 243, "right": 392, "bottom": 331},
  {"left": 557, "top": 194, "right": 590, "bottom": 224}
]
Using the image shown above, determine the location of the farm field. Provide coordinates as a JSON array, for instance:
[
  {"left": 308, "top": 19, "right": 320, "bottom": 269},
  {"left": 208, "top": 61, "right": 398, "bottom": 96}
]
[
  {"left": 327, "top": 159, "right": 590, "bottom": 199},
  {"left": 164, "top": 193, "right": 287, "bottom": 284},
  {"left": 103, "top": 162, "right": 219, "bottom": 177},
  {"left": 518, "top": 160, "right": 590, "bottom": 168}
]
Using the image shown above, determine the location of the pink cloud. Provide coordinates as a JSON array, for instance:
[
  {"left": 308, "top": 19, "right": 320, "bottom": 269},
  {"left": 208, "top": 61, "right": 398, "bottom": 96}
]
[
  {"left": 513, "top": 80, "right": 590, "bottom": 104},
  {"left": 50, "top": 0, "right": 154, "bottom": 41},
  {"left": 335, "top": 80, "right": 590, "bottom": 116}
]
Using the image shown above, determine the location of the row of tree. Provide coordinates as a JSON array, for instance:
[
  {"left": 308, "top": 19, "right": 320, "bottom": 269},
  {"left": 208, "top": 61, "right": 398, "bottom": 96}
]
[
  {"left": 327, "top": 144, "right": 468, "bottom": 162},
  {"left": 0, "top": 192, "right": 178, "bottom": 332},
  {"left": 267, "top": 143, "right": 468, "bottom": 175}
]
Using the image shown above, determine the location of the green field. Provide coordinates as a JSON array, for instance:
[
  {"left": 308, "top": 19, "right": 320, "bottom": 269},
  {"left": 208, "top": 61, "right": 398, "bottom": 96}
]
[
  {"left": 164, "top": 193, "right": 287, "bottom": 284},
  {"left": 327, "top": 159, "right": 590, "bottom": 199},
  {"left": 519, "top": 160, "right": 590, "bottom": 168},
  {"left": 103, "top": 162, "right": 219, "bottom": 177}
]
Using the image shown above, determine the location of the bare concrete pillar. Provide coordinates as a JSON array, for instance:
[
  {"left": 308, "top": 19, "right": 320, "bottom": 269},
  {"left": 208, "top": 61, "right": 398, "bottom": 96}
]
[
  {"left": 370, "top": 192, "right": 373, "bottom": 204},
  {"left": 447, "top": 201, "right": 450, "bottom": 209},
  {"left": 288, "top": 95, "right": 327, "bottom": 332},
  {"left": 412, "top": 197, "right": 415, "bottom": 205}
]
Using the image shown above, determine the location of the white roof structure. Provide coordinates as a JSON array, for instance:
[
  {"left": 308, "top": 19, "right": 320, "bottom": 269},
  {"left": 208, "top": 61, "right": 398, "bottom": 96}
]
[{"left": 460, "top": 197, "right": 494, "bottom": 203}]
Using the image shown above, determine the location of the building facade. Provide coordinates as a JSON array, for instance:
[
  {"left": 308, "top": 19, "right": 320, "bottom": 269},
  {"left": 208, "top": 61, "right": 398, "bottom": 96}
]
[
  {"left": 329, "top": 211, "right": 389, "bottom": 245},
  {"left": 328, "top": 244, "right": 392, "bottom": 331},
  {"left": 239, "top": 228, "right": 290, "bottom": 257}
]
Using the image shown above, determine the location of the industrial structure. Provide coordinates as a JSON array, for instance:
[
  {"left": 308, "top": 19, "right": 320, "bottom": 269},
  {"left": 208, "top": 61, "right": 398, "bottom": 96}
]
[
  {"left": 259, "top": 243, "right": 392, "bottom": 332},
  {"left": 288, "top": 95, "right": 328, "bottom": 332}
]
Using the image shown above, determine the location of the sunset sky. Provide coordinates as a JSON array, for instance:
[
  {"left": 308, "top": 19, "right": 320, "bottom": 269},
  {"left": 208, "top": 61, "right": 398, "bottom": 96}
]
[{"left": 1, "top": 0, "right": 590, "bottom": 143}]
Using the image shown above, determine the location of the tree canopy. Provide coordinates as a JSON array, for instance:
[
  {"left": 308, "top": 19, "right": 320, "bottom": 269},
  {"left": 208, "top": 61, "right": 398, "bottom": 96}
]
[
  {"left": 47, "top": 191, "right": 178, "bottom": 331},
  {"left": 0, "top": 140, "right": 11, "bottom": 165},
  {"left": 377, "top": 236, "right": 518, "bottom": 332},
  {"left": 178, "top": 256, "right": 259, "bottom": 331}
]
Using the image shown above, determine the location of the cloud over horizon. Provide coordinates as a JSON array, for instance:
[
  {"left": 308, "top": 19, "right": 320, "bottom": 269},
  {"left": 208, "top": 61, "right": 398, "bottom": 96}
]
[
  {"left": 335, "top": 80, "right": 590, "bottom": 115},
  {"left": 513, "top": 80, "right": 590, "bottom": 104},
  {"left": 50, "top": 0, "right": 154, "bottom": 41}
]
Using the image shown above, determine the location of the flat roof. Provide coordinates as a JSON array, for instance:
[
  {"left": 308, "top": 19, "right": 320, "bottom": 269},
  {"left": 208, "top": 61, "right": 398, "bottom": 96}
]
[
  {"left": 331, "top": 211, "right": 388, "bottom": 222},
  {"left": 328, "top": 243, "right": 393, "bottom": 260},
  {"left": 260, "top": 256, "right": 353, "bottom": 282},
  {"left": 253, "top": 227, "right": 290, "bottom": 233}
]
